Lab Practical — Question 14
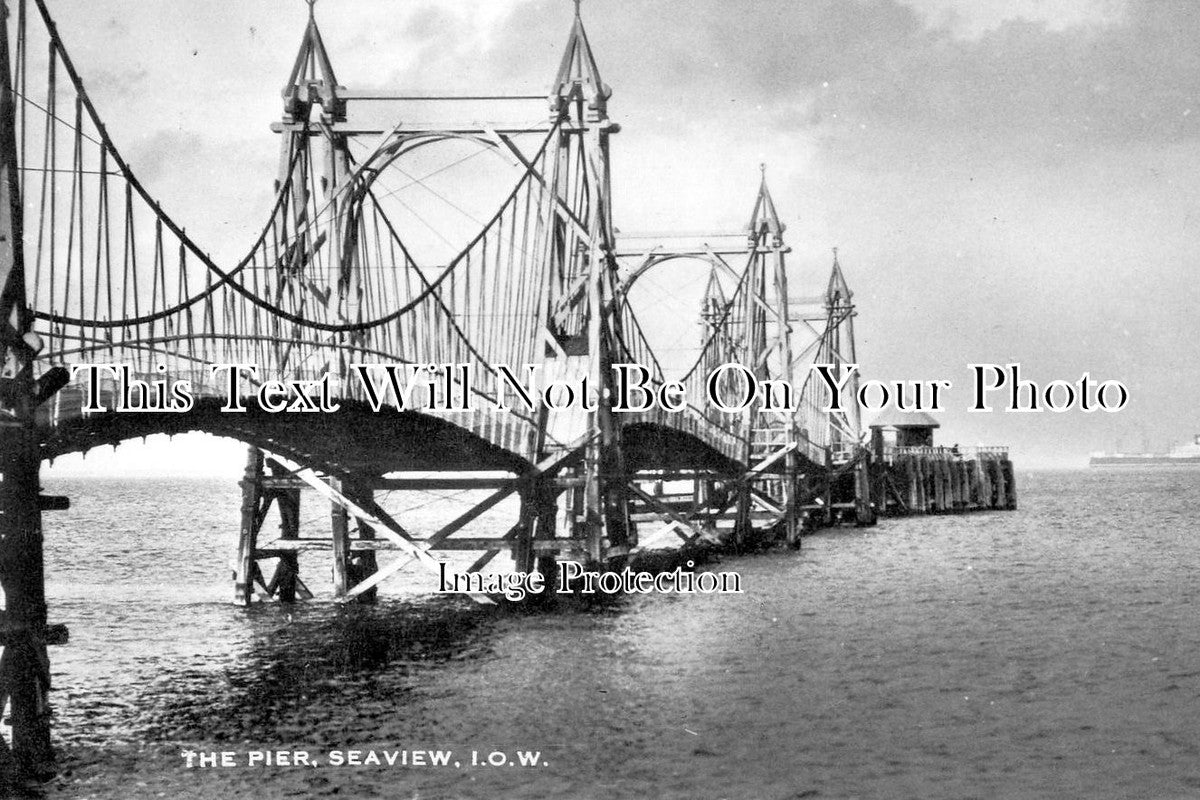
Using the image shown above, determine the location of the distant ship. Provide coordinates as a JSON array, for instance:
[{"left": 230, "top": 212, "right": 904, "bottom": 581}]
[{"left": 1089, "top": 435, "right": 1200, "bottom": 467}]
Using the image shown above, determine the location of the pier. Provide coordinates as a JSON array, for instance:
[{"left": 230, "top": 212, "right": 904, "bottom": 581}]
[{"left": 0, "top": 0, "right": 1015, "bottom": 784}]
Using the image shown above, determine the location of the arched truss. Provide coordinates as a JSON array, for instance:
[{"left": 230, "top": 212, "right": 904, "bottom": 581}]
[{"left": 616, "top": 249, "right": 742, "bottom": 297}]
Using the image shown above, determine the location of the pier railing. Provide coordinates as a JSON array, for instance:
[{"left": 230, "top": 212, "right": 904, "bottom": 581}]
[{"left": 882, "top": 444, "right": 1009, "bottom": 463}]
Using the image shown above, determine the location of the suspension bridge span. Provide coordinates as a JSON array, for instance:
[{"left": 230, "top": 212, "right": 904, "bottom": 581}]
[{"left": 0, "top": 0, "right": 1015, "bottom": 782}]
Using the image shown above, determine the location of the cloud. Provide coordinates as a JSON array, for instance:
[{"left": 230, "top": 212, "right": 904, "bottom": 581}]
[
  {"left": 122, "top": 129, "right": 277, "bottom": 260},
  {"left": 464, "top": 0, "right": 1200, "bottom": 163},
  {"left": 124, "top": 129, "right": 206, "bottom": 185},
  {"left": 82, "top": 66, "right": 151, "bottom": 103},
  {"left": 900, "top": 0, "right": 1124, "bottom": 37},
  {"left": 825, "top": 10, "right": 1200, "bottom": 149}
]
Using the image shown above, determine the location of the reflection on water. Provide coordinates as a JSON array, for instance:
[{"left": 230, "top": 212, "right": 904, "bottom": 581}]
[
  {"left": 128, "top": 601, "right": 493, "bottom": 745},
  {"left": 25, "top": 471, "right": 1200, "bottom": 798}
]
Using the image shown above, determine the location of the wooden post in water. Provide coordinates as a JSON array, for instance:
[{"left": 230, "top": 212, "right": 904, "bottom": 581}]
[
  {"left": 823, "top": 447, "right": 834, "bottom": 525},
  {"left": 914, "top": 457, "right": 927, "bottom": 513},
  {"left": 513, "top": 485, "right": 537, "bottom": 575},
  {"left": 854, "top": 452, "right": 874, "bottom": 526},
  {"left": 932, "top": 458, "right": 945, "bottom": 512},
  {"left": 0, "top": 2, "right": 56, "bottom": 773},
  {"left": 533, "top": 478, "right": 561, "bottom": 591},
  {"left": 784, "top": 454, "right": 802, "bottom": 540},
  {"left": 732, "top": 480, "right": 751, "bottom": 550},
  {"left": 947, "top": 458, "right": 958, "bottom": 509},
  {"left": 966, "top": 461, "right": 974, "bottom": 508},
  {"left": 329, "top": 477, "right": 351, "bottom": 597},
  {"left": 952, "top": 460, "right": 965, "bottom": 509},
  {"left": 980, "top": 457, "right": 993, "bottom": 508},
  {"left": 964, "top": 460, "right": 976, "bottom": 508},
  {"left": 942, "top": 458, "right": 953, "bottom": 510},
  {"left": 0, "top": 425, "right": 56, "bottom": 782},
  {"left": 233, "top": 448, "right": 264, "bottom": 604},
  {"left": 942, "top": 459, "right": 950, "bottom": 511},
  {"left": 970, "top": 459, "right": 983, "bottom": 508},
  {"left": 919, "top": 457, "right": 928, "bottom": 512},
  {"left": 348, "top": 483, "right": 378, "bottom": 604},
  {"left": 870, "top": 430, "right": 887, "bottom": 517},
  {"left": 1002, "top": 460, "right": 1018, "bottom": 509},
  {"left": 941, "top": 458, "right": 953, "bottom": 510},
  {"left": 967, "top": 461, "right": 977, "bottom": 508},
  {"left": 991, "top": 458, "right": 1007, "bottom": 509},
  {"left": 925, "top": 457, "right": 935, "bottom": 512},
  {"left": 324, "top": 477, "right": 385, "bottom": 602},
  {"left": 260, "top": 459, "right": 300, "bottom": 602}
]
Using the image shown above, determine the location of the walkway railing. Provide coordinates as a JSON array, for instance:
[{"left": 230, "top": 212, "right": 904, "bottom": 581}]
[{"left": 883, "top": 444, "right": 1010, "bottom": 462}]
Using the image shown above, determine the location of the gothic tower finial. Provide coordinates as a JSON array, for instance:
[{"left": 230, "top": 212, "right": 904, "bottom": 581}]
[
  {"left": 551, "top": 0, "right": 611, "bottom": 118},
  {"left": 283, "top": 0, "right": 344, "bottom": 122},
  {"left": 747, "top": 164, "right": 785, "bottom": 247},
  {"left": 826, "top": 248, "right": 852, "bottom": 308}
]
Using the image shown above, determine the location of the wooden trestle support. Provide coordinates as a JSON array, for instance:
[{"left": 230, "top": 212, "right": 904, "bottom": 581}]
[
  {"left": 869, "top": 443, "right": 1018, "bottom": 516},
  {"left": 230, "top": 441, "right": 592, "bottom": 606},
  {"left": 0, "top": 0, "right": 68, "bottom": 784}
]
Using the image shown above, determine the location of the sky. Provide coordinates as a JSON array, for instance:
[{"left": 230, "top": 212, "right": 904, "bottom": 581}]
[{"left": 34, "top": 0, "right": 1200, "bottom": 474}]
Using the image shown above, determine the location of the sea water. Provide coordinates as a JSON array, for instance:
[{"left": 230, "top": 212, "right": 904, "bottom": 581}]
[{"left": 27, "top": 469, "right": 1200, "bottom": 799}]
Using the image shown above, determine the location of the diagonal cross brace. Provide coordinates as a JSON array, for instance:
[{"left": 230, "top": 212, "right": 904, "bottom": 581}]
[
  {"left": 264, "top": 453, "right": 495, "bottom": 605},
  {"left": 340, "top": 439, "right": 592, "bottom": 599},
  {"left": 747, "top": 441, "right": 798, "bottom": 477},
  {"left": 492, "top": 131, "right": 590, "bottom": 241},
  {"left": 750, "top": 489, "right": 783, "bottom": 515},
  {"left": 344, "top": 435, "right": 594, "bottom": 597},
  {"left": 627, "top": 482, "right": 723, "bottom": 546},
  {"left": 271, "top": 434, "right": 595, "bottom": 603}
]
